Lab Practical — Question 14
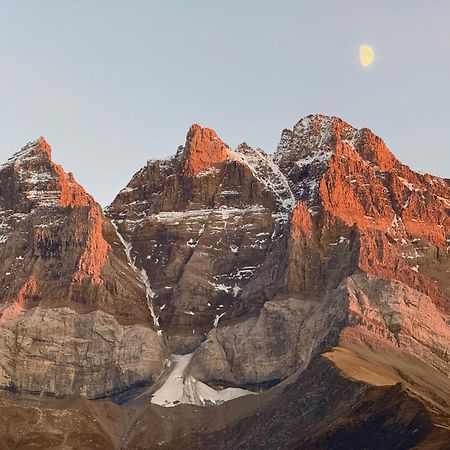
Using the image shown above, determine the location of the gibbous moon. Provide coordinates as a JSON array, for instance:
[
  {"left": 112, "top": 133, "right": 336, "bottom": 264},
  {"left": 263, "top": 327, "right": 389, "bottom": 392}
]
[{"left": 359, "top": 45, "right": 374, "bottom": 67}]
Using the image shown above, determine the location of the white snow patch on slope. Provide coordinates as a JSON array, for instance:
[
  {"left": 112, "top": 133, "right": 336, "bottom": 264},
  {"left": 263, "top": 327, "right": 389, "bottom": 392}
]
[
  {"left": 213, "top": 312, "right": 226, "bottom": 327},
  {"left": 151, "top": 354, "right": 253, "bottom": 407},
  {"left": 208, "top": 281, "right": 231, "bottom": 293},
  {"left": 229, "top": 145, "right": 296, "bottom": 217}
]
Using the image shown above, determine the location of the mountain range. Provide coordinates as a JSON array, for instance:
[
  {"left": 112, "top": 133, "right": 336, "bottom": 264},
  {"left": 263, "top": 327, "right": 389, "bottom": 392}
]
[{"left": 0, "top": 114, "right": 449, "bottom": 449}]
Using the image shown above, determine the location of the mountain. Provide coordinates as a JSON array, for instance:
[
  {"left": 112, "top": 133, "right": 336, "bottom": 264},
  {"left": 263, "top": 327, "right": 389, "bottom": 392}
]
[
  {"left": 0, "top": 116, "right": 449, "bottom": 449},
  {"left": 107, "top": 124, "right": 295, "bottom": 354},
  {"left": 0, "top": 138, "right": 165, "bottom": 398}
]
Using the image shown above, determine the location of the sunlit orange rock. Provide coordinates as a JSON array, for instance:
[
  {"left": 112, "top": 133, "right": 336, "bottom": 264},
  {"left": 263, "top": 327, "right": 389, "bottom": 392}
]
[
  {"left": 183, "top": 124, "right": 229, "bottom": 176},
  {"left": 291, "top": 201, "right": 313, "bottom": 238},
  {"left": 0, "top": 277, "right": 37, "bottom": 323},
  {"left": 0, "top": 138, "right": 150, "bottom": 323},
  {"left": 278, "top": 114, "right": 450, "bottom": 312},
  {"left": 72, "top": 207, "right": 109, "bottom": 285},
  {"left": 37, "top": 137, "right": 93, "bottom": 207}
]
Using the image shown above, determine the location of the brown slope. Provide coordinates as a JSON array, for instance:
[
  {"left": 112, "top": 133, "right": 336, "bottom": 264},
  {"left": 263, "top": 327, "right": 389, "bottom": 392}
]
[{"left": 1, "top": 358, "right": 448, "bottom": 450}]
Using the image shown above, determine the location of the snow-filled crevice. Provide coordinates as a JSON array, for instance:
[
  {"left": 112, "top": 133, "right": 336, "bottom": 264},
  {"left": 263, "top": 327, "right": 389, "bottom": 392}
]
[{"left": 111, "top": 221, "right": 160, "bottom": 329}]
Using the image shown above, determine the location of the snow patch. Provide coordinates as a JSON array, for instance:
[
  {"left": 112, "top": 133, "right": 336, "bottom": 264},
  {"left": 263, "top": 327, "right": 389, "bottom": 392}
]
[
  {"left": 214, "top": 312, "right": 226, "bottom": 327},
  {"left": 151, "top": 354, "right": 253, "bottom": 407},
  {"left": 229, "top": 145, "right": 296, "bottom": 218}
]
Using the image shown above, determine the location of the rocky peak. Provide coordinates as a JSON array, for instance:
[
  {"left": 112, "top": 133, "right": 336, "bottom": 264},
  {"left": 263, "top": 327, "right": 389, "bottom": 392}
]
[
  {"left": 0, "top": 137, "right": 158, "bottom": 320},
  {"left": 182, "top": 124, "right": 230, "bottom": 176},
  {"left": 1, "top": 114, "right": 450, "bottom": 442},
  {"left": 0, "top": 137, "right": 166, "bottom": 401},
  {"left": 276, "top": 114, "right": 449, "bottom": 240},
  {"left": 0, "top": 137, "right": 93, "bottom": 210},
  {"left": 274, "top": 114, "right": 404, "bottom": 207},
  {"left": 6, "top": 137, "right": 52, "bottom": 162},
  {"left": 1, "top": 137, "right": 54, "bottom": 182},
  {"left": 276, "top": 114, "right": 450, "bottom": 312},
  {"left": 275, "top": 114, "right": 398, "bottom": 170}
]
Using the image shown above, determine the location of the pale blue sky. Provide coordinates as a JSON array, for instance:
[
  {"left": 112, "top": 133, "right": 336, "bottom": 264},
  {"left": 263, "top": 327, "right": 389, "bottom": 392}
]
[{"left": 1, "top": 1, "right": 449, "bottom": 205}]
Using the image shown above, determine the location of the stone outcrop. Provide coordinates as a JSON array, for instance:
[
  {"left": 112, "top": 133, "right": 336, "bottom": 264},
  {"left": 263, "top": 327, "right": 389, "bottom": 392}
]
[
  {"left": 341, "top": 272, "right": 450, "bottom": 376},
  {"left": 276, "top": 115, "right": 450, "bottom": 303},
  {"left": 182, "top": 115, "right": 450, "bottom": 388},
  {"left": 187, "top": 293, "right": 348, "bottom": 387},
  {"left": 183, "top": 124, "right": 230, "bottom": 176},
  {"left": 0, "top": 138, "right": 154, "bottom": 324},
  {"left": 0, "top": 307, "right": 165, "bottom": 398}
]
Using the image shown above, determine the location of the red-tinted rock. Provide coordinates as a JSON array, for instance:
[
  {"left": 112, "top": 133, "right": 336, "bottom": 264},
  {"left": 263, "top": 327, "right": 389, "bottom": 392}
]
[
  {"left": 183, "top": 124, "right": 230, "bottom": 176},
  {"left": 291, "top": 201, "right": 313, "bottom": 238},
  {"left": 0, "top": 276, "right": 37, "bottom": 323},
  {"left": 72, "top": 207, "right": 109, "bottom": 285}
]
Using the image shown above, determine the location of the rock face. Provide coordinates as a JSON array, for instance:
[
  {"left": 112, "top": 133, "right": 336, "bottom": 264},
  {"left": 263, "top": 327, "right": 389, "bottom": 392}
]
[
  {"left": 0, "top": 307, "right": 164, "bottom": 398},
  {"left": 276, "top": 115, "right": 450, "bottom": 302},
  {"left": 188, "top": 295, "right": 347, "bottom": 387},
  {"left": 183, "top": 124, "right": 230, "bottom": 176},
  {"left": 342, "top": 272, "right": 450, "bottom": 376},
  {"left": 0, "top": 139, "right": 165, "bottom": 397},
  {"left": 0, "top": 138, "right": 153, "bottom": 322}
]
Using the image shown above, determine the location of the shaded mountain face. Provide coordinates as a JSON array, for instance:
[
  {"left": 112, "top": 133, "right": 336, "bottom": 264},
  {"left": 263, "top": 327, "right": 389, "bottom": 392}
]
[{"left": 0, "top": 115, "right": 449, "bottom": 448}]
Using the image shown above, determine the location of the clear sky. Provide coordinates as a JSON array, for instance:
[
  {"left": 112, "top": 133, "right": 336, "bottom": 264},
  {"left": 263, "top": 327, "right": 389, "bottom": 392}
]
[{"left": 1, "top": 1, "right": 449, "bottom": 205}]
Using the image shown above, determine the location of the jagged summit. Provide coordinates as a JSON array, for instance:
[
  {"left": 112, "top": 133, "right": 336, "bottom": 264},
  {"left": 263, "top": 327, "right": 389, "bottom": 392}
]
[
  {"left": 0, "top": 137, "right": 165, "bottom": 399},
  {"left": 275, "top": 113, "right": 399, "bottom": 168},
  {"left": 275, "top": 115, "right": 449, "bottom": 248},
  {"left": 182, "top": 124, "right": 230, "bottom": 176},
  {"left": 0, "top": 137, "right": 93, "bottom": 209},
  {"left": 1, "top": 137, "right": 52, "bottom": 167}
]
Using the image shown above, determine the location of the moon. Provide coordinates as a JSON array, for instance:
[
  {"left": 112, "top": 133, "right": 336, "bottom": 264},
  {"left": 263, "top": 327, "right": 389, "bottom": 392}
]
[{"left": 359, "top": 45, "right": 374, "bottom": 67}]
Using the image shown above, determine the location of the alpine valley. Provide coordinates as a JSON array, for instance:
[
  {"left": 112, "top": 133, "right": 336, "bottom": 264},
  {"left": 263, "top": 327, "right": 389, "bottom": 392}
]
[{"left": 0, "top": 114, "right": 449, "bottom": 449}]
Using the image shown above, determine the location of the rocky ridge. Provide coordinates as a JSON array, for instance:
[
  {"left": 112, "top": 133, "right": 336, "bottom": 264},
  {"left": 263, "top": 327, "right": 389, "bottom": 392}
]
[{"left": 108, "top": 124, "right": 296, "bottom": 353}]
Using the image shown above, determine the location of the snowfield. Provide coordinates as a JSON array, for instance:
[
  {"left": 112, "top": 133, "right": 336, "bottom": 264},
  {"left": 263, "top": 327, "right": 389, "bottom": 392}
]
[{"left": 151, "top": 353, "right": 254, "bottom": 407}]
